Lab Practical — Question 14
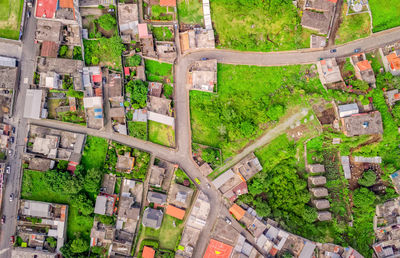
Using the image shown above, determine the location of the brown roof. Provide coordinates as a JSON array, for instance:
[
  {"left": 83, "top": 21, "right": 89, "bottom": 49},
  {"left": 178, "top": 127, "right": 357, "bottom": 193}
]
[
  {"left": 229, "top": 204, "right": 245, "bottom": 220},
  {"left": 41, "top": 41, "right": 59, "bottom": 57},
  {"left": 160, "top": 0, "right": 176, "bottom": 6},
  {"left": 356, "top": 60, "right": 372, "bottom": 71},
  {"left": 59, "top": 0, "right": 74, "bottom": 8},
  {"left": 301, "top": 10, "right": 330, "bottom": 34},
  {"left": 342, "top": 111, "right": 383, "bottom": 136}
]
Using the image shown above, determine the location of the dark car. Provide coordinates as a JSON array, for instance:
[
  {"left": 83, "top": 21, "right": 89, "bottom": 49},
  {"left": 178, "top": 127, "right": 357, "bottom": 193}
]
[
  {"left": 354, "top": 48, "right": 361, "bottom": 53},
  {"left": 1, "top": 215, "right": 5, "bottom": 224},
  {"left": 9, "top": 193, "right": 14, "bottom": 202},
  {"left": 10, "top": 137, "right": 14, "bottom": 143},
  {"left": 12, "top": 127, "right": 15, "bottom": 134},
  {"left": 27, "top": 11, "right": 31, "bottom": 18},
  {"left": 330, "top": 49, "right": 337, "bottom": 53},
  {"left": 201, "top": 57, "right": 208, "bottom": 61}
]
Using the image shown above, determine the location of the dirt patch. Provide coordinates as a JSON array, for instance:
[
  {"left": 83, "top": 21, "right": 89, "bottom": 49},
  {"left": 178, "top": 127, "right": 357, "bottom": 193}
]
[
  {"left": 348, "top": 159, "right": 383, "bottom": 191},
  {"left": 287, "top": 124, "right": 309, "bottom": 141},
  {"left": 318, "top": 108, "right": 336, "bottom": 125}
]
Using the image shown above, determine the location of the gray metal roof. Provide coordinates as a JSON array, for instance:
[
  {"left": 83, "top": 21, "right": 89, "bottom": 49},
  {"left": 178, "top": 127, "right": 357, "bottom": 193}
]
[
  {"left": 338, "top": 103, "right": 359, "bottom": 117},
  {"left": 142, "top": 208, "right": 163, "bottom": 229},
  {"left": 299, "top": 241, "right": 316, "bottom": 258},
  {"left": 94, "top": 195, "right": 107, "bottom": 215},
  {"left": 24, "top": 89, "right": 43, "bottom": 119},
  {"left": 147, "top": 191, "right": 167, "bottom": 205},
  {"left": 212, "top": 169, "right": 235, "bottom": 189},
  {"left": 23, "top": 201, "right": 51, "bottom": 218},
  {"left": 0, "top": 56, "right": 16, "bottom": 67}
]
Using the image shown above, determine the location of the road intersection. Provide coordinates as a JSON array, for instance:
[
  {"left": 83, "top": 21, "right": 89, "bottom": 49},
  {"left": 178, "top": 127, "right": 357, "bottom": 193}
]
[{"left": 1, "top": 16, "right": 400, "bottom": 257}]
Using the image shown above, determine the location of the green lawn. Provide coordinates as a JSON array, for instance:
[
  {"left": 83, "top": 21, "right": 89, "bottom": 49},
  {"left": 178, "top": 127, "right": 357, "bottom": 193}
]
[
  {"left": 128, "top": 121, "right": 148, "bottom": 140},
  {"left": 151, "top": 5, "right": 173, "bottom": 21},
  {"left": 148, "top": 121, "right": 175, "bottom": 147},
  {"left": 177, "top": 0, "right": 203, "bottom": 25},
  {"left": 145, "top": 59, "right": 173, "bottom": 83},
  {"left": 369, "top": 0, "right": 400, "bottom": 32},
  {"left": 83, "top": 37, "right": 124, "bottom": 69},
  {"left": 81, "top": 136, "right": 108, "bottom": 170},
  {"left": 159, "top": 215, "right": 184, "bottom": 250},
  {"left": 151, "top": 26, "right": 174, "bottom": 41},
  {"left": 0, "top": 0, "right": 24, "bottom": 39},
  {"left": 335, "top": 3, "right": 371, "bottom": 45},
  {"left": 210, "top": 0, "right": 312, "bottom": 51},
  {"left": 190, "top": 63, "right": 324, "bottom": 159}
]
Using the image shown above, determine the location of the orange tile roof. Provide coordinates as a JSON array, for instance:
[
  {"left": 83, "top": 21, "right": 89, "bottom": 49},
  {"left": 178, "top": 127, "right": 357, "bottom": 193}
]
[
  {"left": 166, "top": 205, "right": 185, "bottom": 220},
  {"left": 320, "top": 59, "right": 326, "bottom": 65},
  {"left": 270, "top": 247, "right": 278, "bottom": 256},
  {"left": 395, "top": 93, "right": 400, "bottom": 100},
  {"left": 204, "top": 239, "right": 233, "bottom": 258},
  {"left": 160, "top": 0, "right": 176, "bottom": 6},
  {"left": 387, "top": 53, "right": 400, "bottom": 70},
  {"left": 356, "top": 60, "right": 372, "bottom": 71},
  {"left": 142, "top": 246, "right": 155, "bottom": 258},
  {"left": 229, "top": 204, "right": 245, "bottom": 220},
  {"left": 59, "top": 0, "right": 74, "bottom": 8}
]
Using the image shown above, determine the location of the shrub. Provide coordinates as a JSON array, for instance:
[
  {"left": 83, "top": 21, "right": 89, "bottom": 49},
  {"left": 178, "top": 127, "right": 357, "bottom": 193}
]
[
  {"left": 125, "top": 54, "right": 142, "bottom": 67},
  {"left": 59, "top": 45, "right": 68, "bottom": 58},
  {"left": 358, "top": 170, "right": 377, "bottom": 187},
  {"left": 163, "top": 84, "right": 173, "bottom": 99},
  {"left": 97, "top": 14, "right": 116, "bottom": 31},
  {"left": 73, "top": 46, "right": 82, "bottom": 60}
]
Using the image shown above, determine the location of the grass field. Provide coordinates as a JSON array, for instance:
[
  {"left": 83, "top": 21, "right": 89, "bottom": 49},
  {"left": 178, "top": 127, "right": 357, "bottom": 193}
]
[
  {"left": 0, "top": 0, "right": 24, "bottom": 39},
  {"left": 335, "top": 3, "right": 371, "bottom": 45},
  {"left": 190, "top": 63, "right": 324, "bottom": 159},
  {"left": 369, "top": 0, "right": 400, "bottom": 32},
  {"left": 159, "top": 215, "right": 184, "bottom": 250},
  {"left": 177, "top": 0, "right": 203, "bottom": 25},
  {"left": 81, "top": 136, "right": 108, "bottom": 170},
  {"left": 152, "top": 26, "right": 174, "bottom": 41},
  {"left": 148, "top": 121, "right": 175, "bottom": 147},
  {"left": 128, "top": 121, "right": 148, "bottom": 140},
  {"left": 210, "top": 0, "right": 312, "bottom": 51},
  {"left": 145, "top": 59, "right": 173, "bottom": 83}
]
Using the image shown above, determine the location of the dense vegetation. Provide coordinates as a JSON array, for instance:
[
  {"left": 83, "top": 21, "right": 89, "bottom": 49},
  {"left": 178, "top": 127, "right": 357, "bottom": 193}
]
[
  {"left": 128, "top": 121, "right": 148, "bottom": 140},
  {"left": 190, "top": 63, "right": 324, "bottom": 159},
  {"left": 124, "top": 80, "right": 148, "bottom": 109},
  {"left": 369, "top": 0, "right": 400, "bottom": 32},
  {"left": 83, "top": 36, "right": 124, "bottom": 68},
  {"left": 210, "top": 0, "right": 312, "bottom": 51},
  {"left": 144, "top": 59, "right": 173, "bottom": 83},
  {"left": 152, "top": 26, "right": 174, "bottom": 41},
  {"left": 125, "top": 54, "right": 142, "bottom": 67}
]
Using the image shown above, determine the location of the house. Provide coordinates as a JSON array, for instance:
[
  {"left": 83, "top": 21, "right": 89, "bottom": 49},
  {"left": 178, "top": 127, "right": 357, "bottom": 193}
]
[
  {"left": 160, "top": 0, "right": 176, "bottom": 7},
  {"left": 142, "top": 208, "right": 163, "bottom": 229},
  {"left": 385, "top": 89, "right": 400, "bottom": 107},
  {"left": 83, "top": 96, "right": 104, "bottom": 129},
  {"left": 310, "top": 187, "right": 329, "bottom": 198},
  {"left": 189, "top": 59, "right": 217, "bottom": 92},
  {"left": 107, "top": 73, "right": 122, "bottom": 98},
  {"left": 307, "top": 164, "right": 325, "bottom": 173},
  {"left": 147, "top": 96, "right": 171, "bottom": 115},
  {"left": 390, "top": 171, "right": 400, "bottom": 193},
  {"left": 35, "top": 20, "right": 62, "bottom": 42},
  {"left": 35, "top": 0, "right": 80, "bottom": 22},
  {"left": 82, "top": 66, "right": 102, "bottom": 92},
  {"left": 40, "top": 41, "right": 59, "bottom": 57},
  {"left": 166, "top": 205, "right": 185, "bottom": 220},
  {"left": 147, "top": 191, "right": 167, "bottom": 205},
  {"left": 380, "top": 48, "right": 400, "bottom": 76},
  {"left": 340, "top": 156, "right": 351, "bottom": 179},
  {"left": 18, "top": 200, "right": 68, "bottom": 252},
  {"left": 94, "top": 195, "right": 115, "bottom": 216},
  {"left": 317, "top": 58, "right": 343, "bottom": 85},
  {"left": 350, "top": 53, "right": 376, "bottom": 85},
  {"left": 338, "top": 103, "right": 359, "bottom": 118},
  {"left": 301, "top": 0, "right": 335, "bottom": 34},
  {"left": 317, "top": 211, "right": 332, "bottom": 221},
  {"left": 179, "top": 28, "right": 215, "bottom": 53},
  {"left": 101, "top": 173, "right": 116, "bottom": 195},
  {"left": 116, "top": 153, "right": 135, "bottom": 173},
  {"left": 232, "top": 153, "right": 262, "bottom": 181},
  {"left": 142, "top": 246, "right": 155, "bottom": 258},
  {"left": 156, "top": 42, "right": 176, "bottom": 62},
  {"left": 299, "top": 241, "right": 317, "bottom": 258},
  {"left": 117, "top": 3, "right": 139, "bottom": 42},
  {"left": 148, "top": 82, "right": 163, "bottom": 97},
  {"left": 212, "top": 169, "right": 235, "bottom": 189},
  {"left": 39, "top": 71, "right": 61, "bottom": 89},
  {"left": 229, "top": 204, "right": 246, "bottom": 221},
  {"left": 90, "top": 218, "right": 115, "bottom": 248},
  {"left": 308, "top": 176, "right": 326, "bottom": 186},
  {"left": 24, "top": 89, "right": 44, "bottom": 119},
  {"left": 204, "top": 239, "right": 233, "bottom": 258},
  {"left": 312, "top": 199, "right": 330, "bottom": 210},
  {"left": 167, "top": 183, "right": 194, "bottom": 209},
  {"left": 341, "top": 111, "right": 383, "bottom": 136},
  {"left": 149, "top": 165, "right": 166, "bottom": 187}
]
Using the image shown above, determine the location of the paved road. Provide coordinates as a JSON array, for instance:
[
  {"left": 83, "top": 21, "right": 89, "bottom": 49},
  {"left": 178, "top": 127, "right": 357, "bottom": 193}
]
[
  {"left": 0, "top": 9, "right": 37, "bottom": 257},
  {"left": 1, "top": 14, "right": 400, "bottom": 257}
]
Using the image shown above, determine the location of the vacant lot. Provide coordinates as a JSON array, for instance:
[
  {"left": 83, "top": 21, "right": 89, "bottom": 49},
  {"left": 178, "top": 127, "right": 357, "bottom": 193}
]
[
  {"left": 369, "top": 0, "right": 400, "bottom": 32},
  {"left": 145, "top": 59, "right": 173, "bottom": 83},
  {"left": 128, "top": 121, "right": 148, "bottom": 140},
  {"left": 0, "top": 0, "right": 24, "bottom": 39},
  {"left": 210, "top": 0, "right": 312, "bottom": 51},
  {"left": 177, "top": 0, "right": 203, "bottom": 25},
  {"left": 152, "top": 26, "right": 174, "bottom": 41},
  {"left": 335, "top": 3, "right": 371, "bottom": 45},
  {"left": 81, "top": 136, "right": 108, "bottom": 170},
  {"left": 190, "top": 64, "right": 323, "bottom": 159},
  {"left": 149, "top": 121, "right": 175, "bottom": 147}
]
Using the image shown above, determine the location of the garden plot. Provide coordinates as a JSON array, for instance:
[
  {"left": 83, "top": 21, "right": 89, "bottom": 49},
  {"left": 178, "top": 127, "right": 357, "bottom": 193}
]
[{"left": 0, "top": 0, "right": 24, "bottom": 39}]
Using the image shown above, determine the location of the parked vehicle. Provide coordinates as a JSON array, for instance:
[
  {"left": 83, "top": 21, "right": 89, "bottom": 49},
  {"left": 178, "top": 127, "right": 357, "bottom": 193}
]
[
  {"left": 195, "top": 177, "right": 201, "bottom": 185},
  {"left": 201, "top": 57, "right": 208, "bottom": 61},
  {"left": 207, "top": 183, "right": 211, "bottom": 189},
  {"left": 225, "top": 217, "right": 232, "bottom": 225},
  {"left": 8, "top": 149, "right": 13, "bottom": 155},
  {"left": 6, "top": 166, "right": 10, "bottom": 174},
  {"left": 330, "top": 49, "right": 337, "bottom": 53},
  {"left": 354, "top": 48, "right": 361, "bottom": 53},
  {"left": 12, "top": 127, "right": 15, "bottom": 134},
  {"left": 10, "top": 137, "right": 14, "bottom": 143},
  {"left": 9, "top": 193, "right": 14, "bottom": 202},
  {"left": 9, "top": 236, "right": 15, "bottom": 245},
  {"left": 27, "top": 11, "right": 31, "bottom": 18},
  {"left": 1, "top": 215, "right": 5, "bottom": 224}
]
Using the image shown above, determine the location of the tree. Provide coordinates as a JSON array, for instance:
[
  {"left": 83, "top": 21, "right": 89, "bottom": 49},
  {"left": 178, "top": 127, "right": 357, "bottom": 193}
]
[
  {"left": 59, "top": 45, "right": 68, "bottom": 58},
  {"left": 46, "top": 237, "right": 57, "bottom": 248},
  {"left": 358, "top": 170, "right": 376, "bottom": 187},
  {"left": 126, "top": 54, "right": 142, "bottom": 67},
  {"left": 71, "top": 193, "right": 94, "bottom": 215},
  {"left": 97, "top": 14, "right": 116, "bottom": 31},
  {"left": 73, "top": 46, "right": 82, "bottom": 60},
  {"left": 254, "top": 198, "right": 271, "bottom": 217},
  {"left": 83, "top": 168, "right": 103, "bottom": 193},
  {"left": 302, "top": 206, "right": 318, "bottom": 223},
  {"left": 57, "top": 160, "right": 68, "bottom": 171},
  {"left": 202, "top": 148, "right": 219, "bottom": 165},
  {"left": 126, "top": 80, "right": 148, "bottom": 108},
  {"left": 70, "top": 238, "right": 89, "bottom": 253},
  {"left": 266, "top": 104, "right": 285, "bottom": 121}
]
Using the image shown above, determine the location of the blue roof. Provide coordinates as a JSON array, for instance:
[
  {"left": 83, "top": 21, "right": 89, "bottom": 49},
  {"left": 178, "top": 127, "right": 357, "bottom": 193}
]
[
  {"left": 94, "top": 108, "right": 102, "bottom": 112},
  {"left": 95, "top": 115, "right": 103, "bottom": 119}
]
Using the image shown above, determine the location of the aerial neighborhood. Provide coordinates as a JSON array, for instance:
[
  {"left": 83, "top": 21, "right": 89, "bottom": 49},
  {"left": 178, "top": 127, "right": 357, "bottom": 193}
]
[{"left": 0, "top": 0, "right": 399, "bottom": 257}]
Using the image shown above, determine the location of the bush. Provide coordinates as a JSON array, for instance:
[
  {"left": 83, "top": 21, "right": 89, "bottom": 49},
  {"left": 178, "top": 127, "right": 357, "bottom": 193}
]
[
  {"left": 358, "top": 170, "right": 377, "bottom": 187},
  {"left": 97, "top": 14, "right": 116, "bottom": 31},
  {"left": 59, "top": 45, "right": 68, "bottom": 58},
  {"left": 163, "top": 84, "right": 173, "bottom": 99},
  {"left": 125, "top": 54, "right": 142, "bottom": 67},
  {"left": 125, "top": 80, "right": 148, "bottom": 108},
  {"left": 73, "top": 46, "right": 82, "bottom": 60}
]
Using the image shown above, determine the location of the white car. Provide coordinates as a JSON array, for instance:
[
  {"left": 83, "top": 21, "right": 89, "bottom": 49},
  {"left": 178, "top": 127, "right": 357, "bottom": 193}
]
[
  {"left": 6, "top": 166, "right": 10, "bottom": 174},
  {"left": 9, "top": 193, "right": 14, "bottom": 202}
]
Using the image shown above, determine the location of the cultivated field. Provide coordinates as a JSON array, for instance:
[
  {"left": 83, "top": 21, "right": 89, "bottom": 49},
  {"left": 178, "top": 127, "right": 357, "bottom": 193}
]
[
  {"left": 0, "top": 0, "right": 24, "bottom": 39},
  {"left": 369, "top": 0, "right": 400, "bottom": 32}
]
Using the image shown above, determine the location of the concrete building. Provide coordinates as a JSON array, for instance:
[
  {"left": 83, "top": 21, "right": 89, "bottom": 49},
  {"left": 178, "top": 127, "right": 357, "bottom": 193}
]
[
  {"left": 147, "top": 191, "right": 167, "bottom": 205},
  {"left": 338, "top": 103, "right": 359, "bottom": 118},
  {"left": 24, "top": 89, "right": 44, "bottom": 119},
  {"left": 231, "top": 153, "right": 262, "bottom": 181},
  {"left": 310, "top": 187, "right": 329, "bottom": 198},
  {"left": 147, "top": 96, "right": 171, "bottom": 116},
  {"left": 385, "top": 89, "right": 400, "bottom": 107},
  {"left": 350, "top": 53, "right": 376, "bottom": 85},
  {"left": 168, "top": 183, "right": 194, "bottom": 209},
  {"left": 307, "top": 164, "right": 325, "bottom": 173},
  {"left": 83, "top": 96, "right": 104, "bottom": 129},
  {"left": 312, "top": 199, "right": 330, "bottom": 210},
  {"left": 308, "top": 176, "right": 326, "bottom": 186},
  {"left": 116, "top": 153, "right": 135, "bottom": 173},
  {"left": 94, "top": 195, "right": 116, "bottom": 216},
  {"left": 149, "top": 165, "right": 166, "bottom": 187},
  {"left": 117, "top": 3, "right": 139, "bottom": 42},
  {"left": 188, "top": 59, "right": 217, "bottom": 92},
  {"left": 301, "top": 0, "right": 335, "bottom": 34},
  {"left": 142, "top": 208, "right": 163, "bottom": 229},
  {"left": 380, "top": 48, "right": 400, "bottom": 76},
  {"left": 317, "top": 58, "right": 343, "bottom": 85},
  {"left": 179, "top": 28, "right": 215, "bottom": 53},
  {"left": 341, "top": 111, "right": 383, "bottom": 136}
]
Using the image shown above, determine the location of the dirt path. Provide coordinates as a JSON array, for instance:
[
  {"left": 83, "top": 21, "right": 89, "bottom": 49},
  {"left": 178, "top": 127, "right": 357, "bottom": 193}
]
[
  {"left": 328, "top": 0, "right": 344, "bottom": 46},
  {"left": 216, "top": 108, "right": 309, "bottom": 173}
]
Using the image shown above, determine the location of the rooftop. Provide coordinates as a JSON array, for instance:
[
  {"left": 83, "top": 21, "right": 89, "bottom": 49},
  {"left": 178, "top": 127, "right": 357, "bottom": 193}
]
[
  {"left": 149, "top": 165, "right": 165, "bottom": 187},
  {"left": 342, "top": 111, "right": 383, "bottom": 136},
  {"left": 40, "top": 41, "right": 59, "bottom": 58},
  {"left": 166, "top": 205, "right": 185, "bottom": 220},
  {"left": 142, "top": 246, "right": 155, "bottom": 258},
  {"left": 116, "top": 153, "right": 135, "bottom": 172},
  {"left": 232, "top": 153, "right": 262, "bottom": 181},
  {"left": 147, "top": 191, "right": 167, "bottom": 205},
  {"left": 168, "top": 183, "right": 194, "bottom": 209},
  {"left": 229, "top": 204, "right": 246, "bottom": 221},
  {"left": 204, "top": 239, "right": 233, "bottom": 258},
  {"left": 147, "top": 96, "right": 171, "bottom": 115},
  {"left": 160, "top": 0, "right": 176, "bottom": 6},
  {"left": 142, "top": 208, "right": 163, "bottom": 229}
]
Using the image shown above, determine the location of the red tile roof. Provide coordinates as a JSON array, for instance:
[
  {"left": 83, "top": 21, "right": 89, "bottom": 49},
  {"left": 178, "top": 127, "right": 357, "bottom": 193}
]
[
  {"left": 41, "top": 41, "right": 59, "bottom": 57},
  {"left": 356, "top": 60, "right": 372, "bottom": 71},
  {"left": 160, "top": 0, "right": 176, "bottom": 6},
  {"left": 395, "top": 93, "right": 400, "bottom": 100},
  {"left": 166, "top": 205, "right": 185, "bottom": 220},
  {"left": 204, "top": 239, "right": 233, "bottom": 258},
  {"left": 387, "top": 53, "right": 400, "bottom": 70},
  {"left": 124, "top": 67, "right": 130, "bottom": 76},
  {"left": 142, "top": 246, "right": 155, "bottom": 258},
  {"left": 229, "top": 204, "right": 245, "bottom": 220},
  {"left": 92, "top": 74, "right": 102, "bottom": 83},
  {"left": 232, "top": 181, "right": 248, "bottom": 196},
  {"left": 95, "top": 88, "right": 102, "bottom": 97},
  {"left": 270, "top": 247, "right": 278, "bottom": 256},
  {"left": 36, "top": 0, "right": 58, "bottom": 18}
]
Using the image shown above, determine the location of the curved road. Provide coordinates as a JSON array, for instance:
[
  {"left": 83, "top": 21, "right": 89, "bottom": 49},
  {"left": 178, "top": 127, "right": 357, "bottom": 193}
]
[{"left": 2, "top": 22, "right": 400, "bottom": 257}]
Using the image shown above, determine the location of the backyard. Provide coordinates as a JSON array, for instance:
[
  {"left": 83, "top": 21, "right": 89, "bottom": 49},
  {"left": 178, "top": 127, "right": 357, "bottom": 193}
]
[
  {"left": 177, "top": 0, "right": 203, "bottom": 25},
  {"left": 145, "top": 59, "right": 173, "bottom": 83},
  {"left": 148, "top": 121, "right": 175, "bottom": 147},
  {"left": 335, "top": 3, "right": 371, "bottom": 45},
  {"left": 151, "top": 26, "right": 174, "bottom": 41},
  {"left": 190, "top": 63, "right": 324, "bottom": 160},
  {"left": 128, "top": 121, "right": 148, "bottom": 140},
  {"left": 210, "top": 0, "right": 312, "bottom": 51},
  {"left": 0, "top": 0, "right": 24, "bottom": 39},
  {"left": 369, "top": 0, "right": 400, "bottom": 32},
  {"left": 83, "top": 36, "right": 124, "bottom": 69}
]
